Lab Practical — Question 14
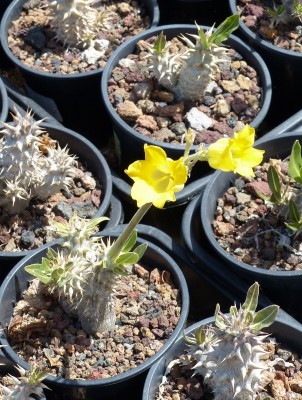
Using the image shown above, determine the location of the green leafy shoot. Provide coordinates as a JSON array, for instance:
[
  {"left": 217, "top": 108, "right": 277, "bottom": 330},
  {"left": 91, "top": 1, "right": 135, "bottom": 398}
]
[
  {"left": 251, "top": 304, "right": 279, "bottom": 332},
  {"left": 265, "top": 3, "right": 286, "bottom": 26},
  {"left": 183, "top": 325, "right": 206, "bottom": 345},
  {"left": 116, "top": 229, "right": 148, "bottom": 266},
  {"left": 153, "top": 32, "right": 166, "bottom": 54},
  {"left": 196, "top": 15, "right": 239, "bottom": 50},
  {"left": 209, "top": 14, "right": 240, "bottom": 46},
  {"left": 293, "top": 0, "right": 302, "bottom": 21},
  {"left": 242, "top": 281, "right": 259, "bottom": 314},
  {"left": 24, "top": 254, "right": 53, "bottom": 284},
  {"left": 288, "top": 140, "right": 302, "bottom": 184},
  {"left": 268, "top": 165, "right": 282, "bottom": 203},
  {"left": 121, "top": 229, "right": 138, "bottom": 253},
  {"left": 284, "top": 199, "right": 302, "bottom": 232}
]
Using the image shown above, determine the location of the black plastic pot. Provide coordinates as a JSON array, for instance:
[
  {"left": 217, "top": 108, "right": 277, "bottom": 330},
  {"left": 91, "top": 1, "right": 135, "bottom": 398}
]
[
  {"left": 143, "top": 313, "right": 302, "bottom": 399},
  {"left": 0, "top": 231, "right": 189, "bottom": 400},
  {"left": 228, "top": 0, "right": 302, "bottom": 129},
  {"left": 199, "top": 132, "right": 302, "bottom": 321},
  {"left": 0, "top": 0, "right": 160, "bottom": 146},
  {"left": 158, "top": 0, "right": 230, "bottom": 27},
  {"left": 0, "top": 77, "right": 9, "bottom": 122},
  {"left": 101, "top": 24, "right": 272, "bottom": 177},
  {"left": 0, "top": 122, "right": 112, "bottom": 282}
]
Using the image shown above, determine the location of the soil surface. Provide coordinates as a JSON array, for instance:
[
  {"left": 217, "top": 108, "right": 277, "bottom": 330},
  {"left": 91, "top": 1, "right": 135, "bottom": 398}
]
[
  {"left": 107, "top": 35, "right": 263, "bottom": 146},
  {"left": 6, "top": 265, "right": 181, "bottom": 380},
  {"left": 212, "top": 159, "right": 302, "bottom": 271},
  {"left": 236, "top": 0, "right": 302, "bottom": 52},
  {"left": 155, "top": 336, "right": 302, "bottom": 399},
  {"left": 7, "top": 0, "right": 152, "bottom": 74}
]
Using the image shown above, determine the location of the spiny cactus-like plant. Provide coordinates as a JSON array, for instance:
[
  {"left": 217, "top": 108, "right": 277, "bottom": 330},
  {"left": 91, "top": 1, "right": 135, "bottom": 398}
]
[
  {"left": 266, "top": 0, "right": 302, "bottom": 27},
  {"left": 0, "top": 364, "right": 48, "bottom": 400},
  {"left": 145, "top": 15, "right": 240, "bottom": 102},
  {"left": 48, "top": 0, "right": 110, "bottom": 49},
  {"left": 0, "top": 107, "right": 77, "bottom": 214},
  {"left": 25, "top": 212, "right": 147, "bottom": 335},
  {"left": 182, "top": 282, "right": 279, "bottom": 400}
]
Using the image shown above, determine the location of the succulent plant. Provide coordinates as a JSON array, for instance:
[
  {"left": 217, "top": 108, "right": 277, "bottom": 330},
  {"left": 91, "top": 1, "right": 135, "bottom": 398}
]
[
  {"left": 0, "top": 365, "right": 48, "bottom": 400},
  {"left": 145, "top": 15, "right": 240, "bottom": 102},
  {"left": 0, "top": 107, "right": 77, "bottom": 214},
  {"left": 266, "top": 0, "right": 302, "bottom": 27},
  {"left": 182, "top": 282, "right": 279, "bottom": 399},
  {"left": 48, "top": 0, "right": 107, "bottom": 49},
  {"left": 25, "top": 212, "right": 147, "bottom": 335}
]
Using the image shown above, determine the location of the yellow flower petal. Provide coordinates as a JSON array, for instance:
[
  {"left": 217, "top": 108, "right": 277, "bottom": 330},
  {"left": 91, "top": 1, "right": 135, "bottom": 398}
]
[
  {"left": 207, "top": 125, "right": 264, "bottom": 177},
  {"left": 125, "top": 144, "right": 188, "bottom": 208},
  {"left": 207, "top": 138, "right": 235, "bottom": 171}
]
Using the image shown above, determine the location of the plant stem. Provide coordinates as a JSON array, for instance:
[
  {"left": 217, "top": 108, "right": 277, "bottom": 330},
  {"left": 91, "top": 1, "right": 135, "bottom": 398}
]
[{"left": 107, "top": 202, "right": 152, "bottom": 260}]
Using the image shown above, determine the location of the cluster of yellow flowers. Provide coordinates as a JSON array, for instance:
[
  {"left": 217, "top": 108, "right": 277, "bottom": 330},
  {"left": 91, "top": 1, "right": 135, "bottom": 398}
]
[{"left": 125, "top": 125, "right": 265, "bottom": 209}]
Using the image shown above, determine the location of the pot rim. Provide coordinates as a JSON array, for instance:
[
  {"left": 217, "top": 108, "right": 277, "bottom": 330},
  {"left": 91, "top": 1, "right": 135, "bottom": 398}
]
[
  {"left": 0, "top": 78, "right": 9, "bottom": 122},
  {"left": 0, "top": 232, "right": 189, "bottom": 388},
  {"left": 101, "top": 23, "right": 272, "bottom": 153}
]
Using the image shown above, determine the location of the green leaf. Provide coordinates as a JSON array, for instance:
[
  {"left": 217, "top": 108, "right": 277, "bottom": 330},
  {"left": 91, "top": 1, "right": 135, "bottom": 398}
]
[
  {"left": 24, "top": 263, "right": 51, "bottom": 284},
  {"left": 122, "top": 230, "right": 137, "bottom": 253},
  {"left": 113, "top": 264, "right": 128, "bottom": 276},
  {"left": 195, "top": 326, "right": 206, "bottom": 344},
  {"left": 133, "top": 242, "right": 148, "bottom": 261},
  {"left": 87, "top": 216, "right": 109, "bottom": 229},
  {"left": 210, "top": 15, "right": 240, "bottom": 46},
  {"left": 288, "top": 199, "right": 301, "bottom": 223},
  {"left": 154, "top": 32, "right": 166, "bottom": 53},
  {"left": 267, "top": 165, "right": 282, "bottom": 202},
  {"left": 284, "top": 221, "right": 301, "bottom": 231},
  {"left": 288, "top": 140, "right": 302, "bottom": 183},
  {"left": 46, "top": 247, "right": 58, "bottom": 261},
  {"left": 116, "top": 251, "right": 139, "bottom": 266},
  {"left": 51, "top": 267, "right": 64, "bottom": 281},
  {"left": 183, "top": 331, "right": 197, "bottom": 345},
  {"left": 196, "top": 23, "right": 210, "bottom": 49},
  {"left": 242, "top": 282, "right": 259, "bottom": 313},
  {"left": 229, "top": 305, "right": 238, "bottom": 317},
  {"left": 251, "top": 305, "right": 279, "bottom": 332},
  {"left": 243, "top": 311, "right": 254, "bottom": 326}
]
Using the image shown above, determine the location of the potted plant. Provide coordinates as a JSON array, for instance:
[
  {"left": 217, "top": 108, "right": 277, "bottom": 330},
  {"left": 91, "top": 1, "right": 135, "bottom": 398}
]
[
  {"left": 0, "top": 0, "right": 160, "bottom": 144},
  {"left": 0, "top": 107, "right": 112, "bottom": 281},
  {"left": 143, "top": 282, "right": 302, "bottom": 399},
  {"left": 0, "top": 77, "right": 8, "bottom": 122},
  {"left": 0, "top": 140, "right": 197, "bottom": 400},
  {"left": 199, "top": 128, "right": 302, "bottom": 321},
  {"left": 101, "top": 15, "right": 272, "bottom": 179},
  {"left": 229, "top": 0, "right": 302, "bottom": 60},
  {"left": 228, "top": 0, "right": 302, "bottom": 130},
  {"left": 0, "top": 363, "right": 48, "bottom": 399}
]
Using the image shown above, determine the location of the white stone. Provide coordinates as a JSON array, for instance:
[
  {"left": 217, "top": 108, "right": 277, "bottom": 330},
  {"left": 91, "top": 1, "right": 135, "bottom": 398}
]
[
  {"left": 186, "top": 107, "right": 213, "bottom": 130},
  {"left": 82, "top": 46, "right": 104, "bottom": 64},
  {"left": 119, "top": 58, "right": 136, "bottom": 68},
  {"left": 94, "top": 39, "right": 110, "bottom": 52}
]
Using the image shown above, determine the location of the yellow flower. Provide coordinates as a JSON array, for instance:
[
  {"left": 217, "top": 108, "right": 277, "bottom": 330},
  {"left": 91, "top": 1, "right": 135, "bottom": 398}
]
[
  {"left": 125, "top": 145, "right": 188, "bottom": 208},
  {"left": 207, "top": 125, "right": 264, "bottom": 177}
]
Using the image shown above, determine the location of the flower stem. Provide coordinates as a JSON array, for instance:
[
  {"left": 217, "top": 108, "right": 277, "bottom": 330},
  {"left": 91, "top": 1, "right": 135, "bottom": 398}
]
[{"left": 107, "top": 202, "right": 152, "bottom": 260}]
